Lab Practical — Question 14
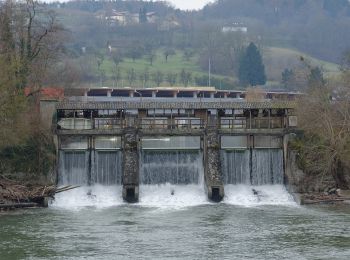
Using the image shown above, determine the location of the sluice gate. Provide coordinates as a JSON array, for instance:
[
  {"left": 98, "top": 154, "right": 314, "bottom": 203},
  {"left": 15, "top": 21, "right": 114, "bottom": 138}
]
[{"left": 55, "top": 88, "right": 297, "bottom": 203}]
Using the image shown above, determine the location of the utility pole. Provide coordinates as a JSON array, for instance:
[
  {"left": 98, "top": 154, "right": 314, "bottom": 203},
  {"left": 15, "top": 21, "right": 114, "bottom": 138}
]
[{"left": 208, "top": 57, "right": 211, "bottom": 87}]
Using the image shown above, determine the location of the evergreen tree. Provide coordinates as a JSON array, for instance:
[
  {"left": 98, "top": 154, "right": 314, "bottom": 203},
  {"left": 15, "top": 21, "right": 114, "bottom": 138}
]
[
  {"left": 139, "top": 7, "right": 147, "bottom": 23},
  {"left": 238, "top": 43, "right": 266, "bottom": 86}
]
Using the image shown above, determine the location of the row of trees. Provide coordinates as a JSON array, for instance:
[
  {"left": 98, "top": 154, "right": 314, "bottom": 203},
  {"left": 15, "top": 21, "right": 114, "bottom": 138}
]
[
  {"left": 0, "top": 0, "right": 63, "bottom": 176},
  {"left": 295, "top": 54, "right": 350, "bottom": 190}
]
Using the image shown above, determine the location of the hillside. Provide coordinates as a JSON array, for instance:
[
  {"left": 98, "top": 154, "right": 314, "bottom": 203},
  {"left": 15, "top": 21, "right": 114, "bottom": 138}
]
[{"left": 43, "top": 0, "right": 346, "bottom": 89}]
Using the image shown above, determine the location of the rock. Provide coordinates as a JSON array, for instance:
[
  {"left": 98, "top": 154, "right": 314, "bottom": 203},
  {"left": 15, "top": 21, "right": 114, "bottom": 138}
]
[{"left": 329, "top": 188, "right": 337, "bottom": 194}]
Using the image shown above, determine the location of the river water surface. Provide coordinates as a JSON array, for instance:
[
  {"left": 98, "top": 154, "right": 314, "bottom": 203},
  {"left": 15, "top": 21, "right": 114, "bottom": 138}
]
[{"left": 1, "top": 185, "right": 350, "bottom": 259}]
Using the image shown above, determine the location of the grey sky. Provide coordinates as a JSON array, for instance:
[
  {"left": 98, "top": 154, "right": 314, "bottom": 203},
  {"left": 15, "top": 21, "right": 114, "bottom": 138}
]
[
  {"left": 165, "top": 0, "right": 214, "bottom": 10},
  {"left": 43, "top": 1, "right": 215, "bottom": 11}
]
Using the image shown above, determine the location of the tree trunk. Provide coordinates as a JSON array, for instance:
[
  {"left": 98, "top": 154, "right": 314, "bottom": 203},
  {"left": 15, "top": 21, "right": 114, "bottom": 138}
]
[{"left": 332, "top": 158, "right": 349, "bottom": 190}]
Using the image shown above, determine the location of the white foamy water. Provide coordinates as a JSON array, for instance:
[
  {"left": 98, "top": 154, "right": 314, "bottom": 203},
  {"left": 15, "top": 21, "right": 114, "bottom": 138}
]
[
  {"left": 138, "top": 184, "right": 209, "bottom": 208},
  {"left": 51, "top": 185, "right": 124, "bottom": 209},
  {"left": 224, "top": 185, "right": 297, "bottom": 207}
]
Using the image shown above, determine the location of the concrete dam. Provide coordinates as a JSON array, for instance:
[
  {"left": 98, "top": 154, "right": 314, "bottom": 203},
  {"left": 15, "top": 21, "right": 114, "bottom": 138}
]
[{"left": 54, "top": 87, "right": 298, "bottom": 203}]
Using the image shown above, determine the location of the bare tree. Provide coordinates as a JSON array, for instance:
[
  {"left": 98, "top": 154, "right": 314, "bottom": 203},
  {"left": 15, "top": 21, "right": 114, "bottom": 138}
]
[
  {"left": 152, "top": 70, "right": 164, "bottom": 87},
  {"left": 296, "top": 61, "right": 350, "bottom": 189},
  {"left": 126, "top": 68, "right": 136, "bottom": 86},
  {"left": 166, "top": 72, "right": 177, "bottom": 86},
  {"left": 163, "top": 48, "right": 175, "bottom": 63}
]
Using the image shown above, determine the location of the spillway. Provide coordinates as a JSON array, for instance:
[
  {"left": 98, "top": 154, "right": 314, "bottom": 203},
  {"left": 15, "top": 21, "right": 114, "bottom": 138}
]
[
  {"left": 141, "top": 151, "right": 202, "bottom": 185},
  {"left": 58, "top": 151, "right": 89, "bottom": 185}
]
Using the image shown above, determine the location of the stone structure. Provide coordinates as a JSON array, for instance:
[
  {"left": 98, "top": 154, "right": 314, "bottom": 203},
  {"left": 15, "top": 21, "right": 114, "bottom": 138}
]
[{"left": 54, "top": 89, "right": 298, "bottom": 202}]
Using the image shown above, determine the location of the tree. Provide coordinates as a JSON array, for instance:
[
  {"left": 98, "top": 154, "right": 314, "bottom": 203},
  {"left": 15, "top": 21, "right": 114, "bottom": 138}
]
[
  {"left": 166, "top": 72, "right": 177, "bottom": 86},
  {"left": 281, "top": 68, "right": 295, "bottom": 90},
  {"left": 111, "top": 51, "right": 123, "bottom": 87},
  {"left": 183, "top": 49, "right": 195, "bottom": 61},
  {"left": 238, "top": 42, "right": 266, "bottom": 86},
  {"left": 139, "top": 68, "right": 150, "bottom": 88},
  {"left": 163, "top": 48, "right": 175, "bottom": 63},
  {"left": 295, "top": 61, "right": 350, "bottom": 190},
  {"left": 152, "top": 70, "right": 164, "bottom": 87},
  {"left": 180, "top": 69, "right": 192, "bottom": 87},
  {"left": 147, "top": 51, "right": 156, "bottom": 66},
  {"left": 139, "top": 7, "right": 147, "bottom": 24},
  {"left": 126, "top": 68, "right": 136, "bottom": 86},
  {"left": 308, "top": 66, "right": 325, "bottom": 86}
]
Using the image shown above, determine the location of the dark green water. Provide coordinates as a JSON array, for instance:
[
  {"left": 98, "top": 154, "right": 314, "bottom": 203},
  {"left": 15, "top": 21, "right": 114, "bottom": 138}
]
[{"left": 1, "top": 203, "right": 349, "bottom": 260}]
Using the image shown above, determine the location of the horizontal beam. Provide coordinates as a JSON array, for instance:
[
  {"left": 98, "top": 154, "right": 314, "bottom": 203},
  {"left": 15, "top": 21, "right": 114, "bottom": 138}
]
[{"left": 57, "top": 100, "right": 296, "bottom": 110}]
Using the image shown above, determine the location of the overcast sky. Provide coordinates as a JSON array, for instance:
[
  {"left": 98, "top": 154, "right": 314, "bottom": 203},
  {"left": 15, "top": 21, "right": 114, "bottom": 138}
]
[
  {"left": 165, "top": 0, "right": 214, "bottom": 10},
  {"left": 44, "top": 0, "right": 215, "bottom": 11}
]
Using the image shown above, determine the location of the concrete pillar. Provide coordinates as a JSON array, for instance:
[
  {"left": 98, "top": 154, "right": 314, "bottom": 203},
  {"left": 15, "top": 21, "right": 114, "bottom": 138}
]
[
  {"left": 193, "top": 92, "right": 198, "bottom": 98},
  {"left": 210, "top": 92, "right": 215, "bottom": 99},
  {"left": 122, "top": 128, "right": 139, "bottom": 203},
  {"left": 173, "top": 91, "right": 177, "bottom": 98},
  {"left": 204, "top": 130, "right": 224, "bottom": 202},
  {"left": 107, "top": 90, "right": 112, "bottom": 97},
  {"left": 152, "top": 91, "right": 156, "bottom": 98},
  {"left": 129, "top": 91, "right": 134, "bottom": 98},
  {"left": 224, "top": 92, "right": 228, "bottom": 99}
]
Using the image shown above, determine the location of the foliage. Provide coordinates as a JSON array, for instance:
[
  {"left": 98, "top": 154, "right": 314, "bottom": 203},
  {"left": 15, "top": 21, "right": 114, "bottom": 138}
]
[
  {"left": 238, "top": 43, "right": 266, "bottom": 86},
  {"left": 296, "top": 58, "right": 350, "bottom": 189}
]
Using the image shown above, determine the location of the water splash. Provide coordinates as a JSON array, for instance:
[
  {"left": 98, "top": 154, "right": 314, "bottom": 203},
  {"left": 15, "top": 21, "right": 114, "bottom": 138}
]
[
  {"left": 138, "top": 184, "right": 209, "bottom": 209},
  {"left": 224, "top": 184, "right": 296, "bottom": 207},
  {"left": 51, "top": 185, "right": 123, "bottom": 210}
]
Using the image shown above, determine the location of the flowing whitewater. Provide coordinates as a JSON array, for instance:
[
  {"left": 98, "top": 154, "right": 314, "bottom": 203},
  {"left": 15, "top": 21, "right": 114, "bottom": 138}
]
[
  {"left": 221, "top": 148, "right": 295, "bottom": 206},
  {"left": 51, "top": 185, "right": 123, "bottom": 209},
  {"left": 224, "top": 185, "right": 295, "bottom": 206},
  {"left": 55, "top": 150, "right": 123, "bottom": 209},
  {"left": 139, "top": 150, "right": 208, "bottom": 207}
]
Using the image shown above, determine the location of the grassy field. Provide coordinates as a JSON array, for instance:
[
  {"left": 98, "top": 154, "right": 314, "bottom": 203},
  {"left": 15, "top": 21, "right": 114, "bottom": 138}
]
[
  {"left": 96, "top": 49, "right": 234, "bottom": 88},
  {"left": 264, "top": 47, "right": 340, "bottom": 81},
  {"left": 78, "top": 47, "right": 340, "bottom": 89}
]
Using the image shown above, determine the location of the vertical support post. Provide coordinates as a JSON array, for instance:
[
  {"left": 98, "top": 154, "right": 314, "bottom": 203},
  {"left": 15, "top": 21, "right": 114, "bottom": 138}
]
[
  {"left": 249, "top": 110, "right": 252, "bottom": 129},
  {"left": 88, "top": 136, "right": 92, "bottom": 186},
  {"left": 204, "top": 129, "right": 224, "bottom": 202},
  {"left": 122, "top": 127, "right": 139, "bottom": 203}
]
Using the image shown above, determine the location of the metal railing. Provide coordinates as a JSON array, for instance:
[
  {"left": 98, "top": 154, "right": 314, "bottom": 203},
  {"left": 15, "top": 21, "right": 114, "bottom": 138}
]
[{"left": 58, "top": 117, "right": 286, "bottom": 131}]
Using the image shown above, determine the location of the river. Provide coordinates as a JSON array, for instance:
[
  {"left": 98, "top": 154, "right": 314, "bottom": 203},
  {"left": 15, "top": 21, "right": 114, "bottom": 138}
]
[{"left": 1, "top": 185, "right": 349, "bottom": 259}]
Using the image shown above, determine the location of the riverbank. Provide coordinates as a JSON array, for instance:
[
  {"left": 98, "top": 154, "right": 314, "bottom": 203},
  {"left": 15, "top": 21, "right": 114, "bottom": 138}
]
[{"left": 0, "top": 175, "right": 55, "bottom": 210}]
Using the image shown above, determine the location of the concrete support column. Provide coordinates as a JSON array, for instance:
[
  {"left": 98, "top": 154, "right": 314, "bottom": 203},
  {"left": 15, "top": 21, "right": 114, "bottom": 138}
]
[
  {"left": 210, "top": 92, "right": 215, "bottom": 99},
  {"left": 129, "top": 91, "right": 134, "bottom": 98},
  {"left": 107, "top": 90, "right": 112, "bottom": 97},
  {"left": 152, "top": 91, "right": 157, "bottom": 98},
  {"left": 193, "top": 92, "right": 198, "bottom": 98},
  {"left": 122, "top": 128, "right": 139, "bottom": 203},
  {"left": 204, "top": 130, "right": 224, "bottom": 202},
  {"left": 173, "top": 91, "right": 177, "bottom": 98}
]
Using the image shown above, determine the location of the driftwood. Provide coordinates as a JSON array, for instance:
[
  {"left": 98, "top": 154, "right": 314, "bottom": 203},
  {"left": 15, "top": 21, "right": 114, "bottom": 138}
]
[
  {"left": 301, "top": 193, "right": 350, "bottom": 205},
  {"left": 0, "top": 175, "right": 79, "bottom": 209}
]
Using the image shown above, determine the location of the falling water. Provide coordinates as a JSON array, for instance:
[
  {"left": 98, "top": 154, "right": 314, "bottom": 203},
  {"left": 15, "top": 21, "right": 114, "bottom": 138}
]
[
  {"left": 221, "top": 148, "right": 291, "bottom": 205},
  {"left": 221, "top": 149, "right": 284, "bottom": 185},
  {"left": 58, "top": 151, "right": 89, "bottom": 185},
  {"left": 92, "top": 151, "right": 122, "bottom": 185},
  {"left": 141, "top": 151, "right": 202, "bottom": 185},
  {"left": 251, "top": 149, "right": 284, "bottom": 185},
  {"left": 221, "top": 150, "right": 250, "bottom": 184}
]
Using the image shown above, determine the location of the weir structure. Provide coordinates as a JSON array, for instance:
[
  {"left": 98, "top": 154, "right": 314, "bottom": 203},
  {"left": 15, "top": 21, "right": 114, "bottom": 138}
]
[{"left": 54, "top": 87, "right": 298, "bottom": 202}]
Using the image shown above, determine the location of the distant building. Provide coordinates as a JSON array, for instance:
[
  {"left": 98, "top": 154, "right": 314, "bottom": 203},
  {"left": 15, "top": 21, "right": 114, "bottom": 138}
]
[
  {"left": 222, "top": 22, "right": 248, "bottom": 33},
  {"left": 95, "top": 10, "right": 158, "bottom": 26}
]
